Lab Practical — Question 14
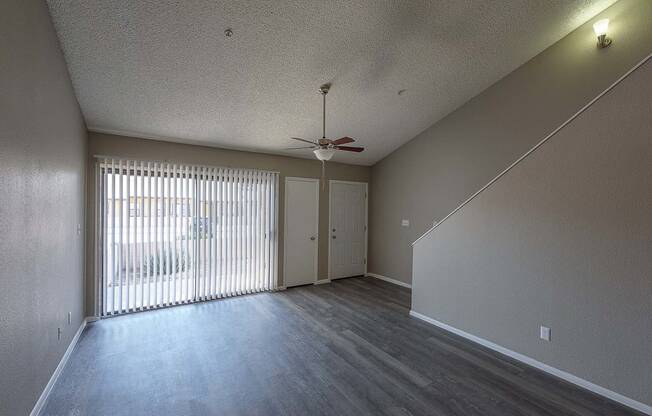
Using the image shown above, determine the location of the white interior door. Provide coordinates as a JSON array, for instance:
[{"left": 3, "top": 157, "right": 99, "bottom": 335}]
[
  {"left": 330, "top": 181, "right": 367, "bottom": 279},
  {"left": 284, "top": 177, "right": 319, "bottom": 287}
]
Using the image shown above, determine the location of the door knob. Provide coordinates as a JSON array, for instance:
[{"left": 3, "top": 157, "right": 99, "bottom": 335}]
[
  {"left": 310, "top": 236, "right": 316, "bottom": 241},
  {"left": 332, "top": 235, "right": 336, "bottom": 239}
]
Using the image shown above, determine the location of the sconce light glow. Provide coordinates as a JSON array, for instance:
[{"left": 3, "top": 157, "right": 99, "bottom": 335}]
[
  {"left": 593, "top": 19, "right": 609, "bottom": 36},
  {"left": 592, "top": 18, "right": 611, "bottom": 48}
]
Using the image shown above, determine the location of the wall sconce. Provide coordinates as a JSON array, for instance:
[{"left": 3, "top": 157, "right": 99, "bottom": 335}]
[{"left": 593, "top": 18, "right": 611, "bottom": 48}]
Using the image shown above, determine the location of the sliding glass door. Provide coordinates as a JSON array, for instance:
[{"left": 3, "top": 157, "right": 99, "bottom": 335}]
[{"left": 97, "top": 158, "right": 278, "bottom": 316}]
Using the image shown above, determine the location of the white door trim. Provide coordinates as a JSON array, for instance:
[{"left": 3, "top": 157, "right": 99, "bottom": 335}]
[
  {"left": 328, "top": 180, "right": 368, "bottom": 280},
  {"left": 283, "top": 177, "right": 320, "bottom": 287}
]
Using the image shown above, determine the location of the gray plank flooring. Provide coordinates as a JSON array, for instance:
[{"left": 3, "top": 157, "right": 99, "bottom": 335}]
[{"left": 42, "top": 277, "right": 643, "bottom": 416}]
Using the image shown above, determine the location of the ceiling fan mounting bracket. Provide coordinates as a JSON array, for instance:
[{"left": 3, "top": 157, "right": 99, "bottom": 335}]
[{"left": 319, "top": 83, "right": 330, "bottom": 95}]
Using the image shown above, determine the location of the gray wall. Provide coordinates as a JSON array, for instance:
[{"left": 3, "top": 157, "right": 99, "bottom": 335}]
[
  {"left": 0, "top": 1, "right": 87, "bottom": 415},
  {"left": 86, "top": 133, "right": 370, "bottom": 314},
  {"left": 369, "top": 0, "right": 652, "bottom": 284},
  {"left": 413, "top": 56, "right": 652, "bottom": 407}
]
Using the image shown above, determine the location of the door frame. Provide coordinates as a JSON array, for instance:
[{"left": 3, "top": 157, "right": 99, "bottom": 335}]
[
  {"left": 328, "top": 180, "right": 368, "bottom": 280},
  {"left": 283, "top": 177, "right": 320, "bottom": 287}
]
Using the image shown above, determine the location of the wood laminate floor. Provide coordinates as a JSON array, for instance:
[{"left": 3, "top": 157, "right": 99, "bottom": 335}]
[{"left": 43, "top": 277, "right": 643, "bottom": 416}]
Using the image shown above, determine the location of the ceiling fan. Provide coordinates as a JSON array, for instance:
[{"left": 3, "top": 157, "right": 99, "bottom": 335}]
[{"left": 287, "top": 83, "right": 364, "bottom": 162}]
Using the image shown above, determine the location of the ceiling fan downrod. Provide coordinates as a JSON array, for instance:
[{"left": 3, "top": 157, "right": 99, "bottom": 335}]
[{"left": 319, "top": 83, "right": 330, "bottom": 141}]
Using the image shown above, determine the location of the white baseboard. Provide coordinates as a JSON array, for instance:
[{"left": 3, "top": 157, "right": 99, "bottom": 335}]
[
  {"left": 314, "top": 279, "right": 331, "bottom": 285},
  {"left": 409, "top": 310, "right": 652, "bottom": 415},
  {"left": 366, "top": 272, "right": 412, "bottom": 289},
  {"left": 31, "top": 317, "right": 90, "bottom": 416},
  {"left": 275, "top": 286, "right": 287, "bottom": 291}
]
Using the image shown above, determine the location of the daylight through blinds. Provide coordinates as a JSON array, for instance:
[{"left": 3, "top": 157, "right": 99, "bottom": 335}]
[{"left": 97, "top": 158, "right": 278, "bottom": 315}]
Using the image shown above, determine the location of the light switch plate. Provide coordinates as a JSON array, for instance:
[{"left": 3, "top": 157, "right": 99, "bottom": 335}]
[
  {"left": 401, "top": 219, "right": 410, "bottom": 227},
  {"left": 540, "top": 326, "right": 551, "bottom": 341}
]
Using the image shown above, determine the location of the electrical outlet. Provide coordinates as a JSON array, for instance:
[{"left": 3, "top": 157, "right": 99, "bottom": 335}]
[
  {"left": 68, "top": 312, "right": 72, "bottom": 325},
  {"left": 540, "top": 326, "right": 551, "bottom": 342},
  {"left": 401, "top": 219, "right": 410, "bottom": 227},
  {"left": 76, "top": 223, "right": 82, "bottom": 235}
]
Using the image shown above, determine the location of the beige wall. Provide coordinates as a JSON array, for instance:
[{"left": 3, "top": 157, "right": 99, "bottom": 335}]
[
  {"left": 0, "top": 1, "right": 87, "bottom": 415},
  {"left": 369, "top": 0, "right": 652, "bottom": 284},
  {"left": 86, "top": 132, "right": 370, "bottom": 313},
  {"left": 413, "top": 55, "right": 652, "bottom": 408}
]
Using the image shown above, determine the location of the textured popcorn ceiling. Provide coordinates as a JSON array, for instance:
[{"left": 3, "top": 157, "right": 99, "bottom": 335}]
[{"left": 47, "top": 0, "right": 615, "bottom": 165}]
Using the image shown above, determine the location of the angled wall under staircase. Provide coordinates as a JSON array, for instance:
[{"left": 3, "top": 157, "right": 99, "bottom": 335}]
[{"left": 412, "top": 55, "right": 652, "bottom": 412}]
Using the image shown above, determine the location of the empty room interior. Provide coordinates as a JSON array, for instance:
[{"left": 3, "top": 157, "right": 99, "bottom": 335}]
[{"left": 2, "top": 0, "right": 652, "bottom": 415}]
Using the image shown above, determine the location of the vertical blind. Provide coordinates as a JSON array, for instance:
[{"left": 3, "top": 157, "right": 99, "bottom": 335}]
[{"left": 96, "top": 157, "right": 278, "bottom": 316}]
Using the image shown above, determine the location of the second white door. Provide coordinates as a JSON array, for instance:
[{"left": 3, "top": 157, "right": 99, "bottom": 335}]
[
  {"left": 284, "top": 177, "right": 319, "bottom": 287},
  {"left": 330, "top": 181, "right": 367, "bottom": 279}
]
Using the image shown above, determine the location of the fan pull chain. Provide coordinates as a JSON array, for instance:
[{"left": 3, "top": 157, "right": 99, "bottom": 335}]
[{"left": 322, "top": 160, "right": 326, "bottom": 190}]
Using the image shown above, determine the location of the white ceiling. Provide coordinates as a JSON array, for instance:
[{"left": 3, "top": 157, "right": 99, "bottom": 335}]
[{"left": 47, "top": 0, "right": 615, "bottom": 165}]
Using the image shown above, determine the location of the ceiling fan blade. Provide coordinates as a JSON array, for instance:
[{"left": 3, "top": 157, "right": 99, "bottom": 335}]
[
  {"left": 335, "top": 145, "right": 364, "bottom": 152},
  {"left": 284, "top": 146, "right": 316, "bottom": 150},
  {"left": 331, "top": 136, "right": 355, "bottom": 145},
  {"left": 290, "top": 137, "right": 319, "bottom": 145}
]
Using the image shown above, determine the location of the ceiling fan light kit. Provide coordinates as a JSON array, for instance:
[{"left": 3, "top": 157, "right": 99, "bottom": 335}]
[{"left": 314, "top": 148, "right": 336, "bottom": 161}]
